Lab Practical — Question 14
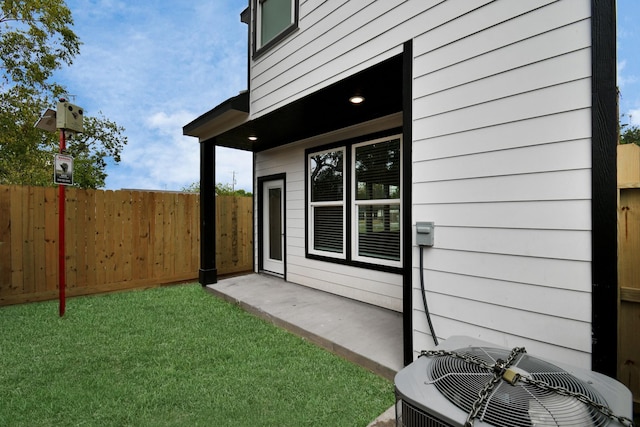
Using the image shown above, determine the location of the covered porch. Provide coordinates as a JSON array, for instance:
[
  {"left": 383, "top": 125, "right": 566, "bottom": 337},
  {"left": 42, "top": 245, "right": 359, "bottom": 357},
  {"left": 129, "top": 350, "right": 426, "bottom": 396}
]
[{"left": 205, "top": 273, "right": 404, "bottom": 381}]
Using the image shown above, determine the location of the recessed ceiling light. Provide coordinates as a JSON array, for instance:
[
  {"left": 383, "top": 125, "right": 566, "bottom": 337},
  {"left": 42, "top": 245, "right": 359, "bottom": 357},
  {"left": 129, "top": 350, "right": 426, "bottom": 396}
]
[
  {"left": 349, "top": 95, "right": 365, "bottom": 104},
  {"left": 248, "top": 136, "right": 258, "bottom": 141}
]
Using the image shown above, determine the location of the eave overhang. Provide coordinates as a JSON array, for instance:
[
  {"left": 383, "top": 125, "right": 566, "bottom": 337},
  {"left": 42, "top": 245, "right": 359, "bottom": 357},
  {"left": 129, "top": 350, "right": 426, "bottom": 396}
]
[
  {"left": 183, "top": 92, "right": 250, "bottom": 141},
  {"left": 189, "top": 52, "right": 403, "bottom": 152}
]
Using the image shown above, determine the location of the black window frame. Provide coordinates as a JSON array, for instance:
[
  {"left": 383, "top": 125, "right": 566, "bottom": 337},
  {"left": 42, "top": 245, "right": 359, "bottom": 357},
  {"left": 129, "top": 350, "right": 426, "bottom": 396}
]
[
  {"left": 305, "top": 128, "right": 403, "bottom": 274},
  {"left": 252, "top": 0, "right": 299, "bottom": 59}
]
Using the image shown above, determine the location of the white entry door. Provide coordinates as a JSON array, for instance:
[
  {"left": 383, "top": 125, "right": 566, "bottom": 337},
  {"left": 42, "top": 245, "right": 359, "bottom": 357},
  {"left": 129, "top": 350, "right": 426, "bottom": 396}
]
[{"left": 262, "top": 179, "right": 284, "bottom": 276}]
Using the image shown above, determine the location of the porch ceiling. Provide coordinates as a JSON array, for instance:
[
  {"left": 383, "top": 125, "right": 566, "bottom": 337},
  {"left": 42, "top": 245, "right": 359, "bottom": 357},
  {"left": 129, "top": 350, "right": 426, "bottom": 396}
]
[{"left": 188, "top": 53, "right": 403, "bottom": 152}]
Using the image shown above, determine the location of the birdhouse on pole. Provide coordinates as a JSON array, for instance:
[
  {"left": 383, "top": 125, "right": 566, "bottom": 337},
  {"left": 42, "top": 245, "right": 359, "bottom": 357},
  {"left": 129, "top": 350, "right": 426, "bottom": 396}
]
[{"left": 56, "top": 100, "right": 84, "bottom": 133}]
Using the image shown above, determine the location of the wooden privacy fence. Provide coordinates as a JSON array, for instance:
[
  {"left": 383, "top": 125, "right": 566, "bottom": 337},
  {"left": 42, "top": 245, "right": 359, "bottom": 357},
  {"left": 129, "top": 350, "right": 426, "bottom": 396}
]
[
  {"left": 216, "top": 195, "right": 253, "bottom": 275},
  {"left": 617, "top": 144, "right": 640, "bottom": 414},
  {"left": 0, "top": 186, "right": 253, "bottom": 306}
]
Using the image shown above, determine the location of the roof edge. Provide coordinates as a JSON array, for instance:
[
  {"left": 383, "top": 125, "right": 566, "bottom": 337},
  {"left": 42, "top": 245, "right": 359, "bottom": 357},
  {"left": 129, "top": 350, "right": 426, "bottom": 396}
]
[{"left": 183, "top": 91, "right": 249, "bottom": 138}]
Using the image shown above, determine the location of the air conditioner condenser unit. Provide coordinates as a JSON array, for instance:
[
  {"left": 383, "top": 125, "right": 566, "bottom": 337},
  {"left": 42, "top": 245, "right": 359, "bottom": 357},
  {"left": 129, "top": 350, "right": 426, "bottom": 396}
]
[{"left": 395, "top": 336, "right": 633, "bottom": 427}]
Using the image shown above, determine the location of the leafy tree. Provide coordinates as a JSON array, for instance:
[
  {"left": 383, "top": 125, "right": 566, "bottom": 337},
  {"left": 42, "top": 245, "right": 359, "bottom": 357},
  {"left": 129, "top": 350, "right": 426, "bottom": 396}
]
[
  {"left": 182, "top": 182, "right": 252, "bottom": 197},
  {"left": 181, "top": 181, "right": 200, "bottom": 193},
  {"left": 63, "top": 111, "right": 126, "bottom": 188},
  {"left": 0, "top": 87, "right": 52, "bottom": 185},
  {"left": 215, "top": 182, "right": 252, "bottom": 197},
  {"left": 1, "top": 0, "right": 80, "bottom": 91},
  {"left": 620, "top": 123, "right": 640, "bottom": 146},
  {"left": 0, "top": 0, "right": 127, "bottom": 189},
  {"left": 0, "top": 87, "right": 127, "bottom": 188}
]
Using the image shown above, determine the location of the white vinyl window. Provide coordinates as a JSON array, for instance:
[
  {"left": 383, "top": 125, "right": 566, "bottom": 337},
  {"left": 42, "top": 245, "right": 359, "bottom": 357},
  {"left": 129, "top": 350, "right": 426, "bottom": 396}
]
[
  {"left": 352, "top": 137, "right": 402, "bottom": 267},
  {"left": 308, "top": 148, "right": 345, "bottom": 258},
  {"left": 256, "top": 0, "right": 297, "bottom": 50},
  {"left": 307, "top": 135, "right": 402, "bottom": 268}
]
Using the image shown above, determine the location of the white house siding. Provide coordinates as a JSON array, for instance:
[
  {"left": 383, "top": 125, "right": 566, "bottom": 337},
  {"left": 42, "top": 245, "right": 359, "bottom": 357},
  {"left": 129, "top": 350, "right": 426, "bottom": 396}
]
[
  {"left": 249, "top": 0, "right": 595, "bottom": 368},
  {"left": 411, "top": 0, "right": 594, "bottom": 369},
  {"left": 254, "top": 116, "right": 404, "bottom": 312}
]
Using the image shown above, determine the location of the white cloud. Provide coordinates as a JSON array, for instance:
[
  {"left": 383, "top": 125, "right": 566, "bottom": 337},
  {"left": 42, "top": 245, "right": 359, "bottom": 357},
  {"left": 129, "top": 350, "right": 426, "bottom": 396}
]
[
  {"left": 618, "top": 60, "right": 638, "bottom": 89},
  {"left": 628, "top": 109, "right": 640, "bottom": 126},
  {"left": 54, "top": 0, "right": 251, "bottom": 191},
  {"left": 104, "top": 108, "right": 253, "bottom": 192}
]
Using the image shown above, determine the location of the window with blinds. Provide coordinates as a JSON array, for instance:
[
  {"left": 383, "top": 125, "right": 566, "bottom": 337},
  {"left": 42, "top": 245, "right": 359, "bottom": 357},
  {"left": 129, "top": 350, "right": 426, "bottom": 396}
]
[
  {"left": 353, "top": 138, "right": 401, "bottom": 264},
  {"left": 309, "top": 148, "right": 345, "bottom": 257},
  {"left": 307, "top": 134, "right": 402, "bottom": 268}
]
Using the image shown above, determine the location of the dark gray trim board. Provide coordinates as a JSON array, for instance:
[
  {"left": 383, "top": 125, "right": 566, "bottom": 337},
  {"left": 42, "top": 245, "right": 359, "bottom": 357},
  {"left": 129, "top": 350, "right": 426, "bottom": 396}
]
[
  {"left": 402, "top": 40, "right": 413, "bottom": 367},
  {"left": 199, "top": 140, "right": 217, "bottom": 285},
  {"left": 590, "top": 0, "right": 618, "bottom": 377}
]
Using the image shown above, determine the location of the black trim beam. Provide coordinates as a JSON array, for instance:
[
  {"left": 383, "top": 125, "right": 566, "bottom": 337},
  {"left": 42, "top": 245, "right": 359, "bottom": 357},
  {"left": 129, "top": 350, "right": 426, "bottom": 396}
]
[
  {"left": 213, "top": 54, "right": 404, "bottom": 152},
  {"left": 402, "top": 40, "right": 413, "bottom": 367},
  {"left": 590, "top": 0, "right": 617, "bottom": 377},
  {"left": 199, "top": 140, "right": 217, "bottom": 285}
]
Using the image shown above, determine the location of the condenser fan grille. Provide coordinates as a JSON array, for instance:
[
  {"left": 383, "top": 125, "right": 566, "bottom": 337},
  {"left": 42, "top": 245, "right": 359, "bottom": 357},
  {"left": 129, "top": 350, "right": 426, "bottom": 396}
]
[{"left": 426, "top": 347, "right": 610, "bottom": 427}]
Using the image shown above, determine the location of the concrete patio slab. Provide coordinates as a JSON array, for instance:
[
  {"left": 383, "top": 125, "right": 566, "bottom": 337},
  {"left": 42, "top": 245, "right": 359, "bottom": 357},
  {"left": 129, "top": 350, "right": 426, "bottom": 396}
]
[{"left": 204, "top": 273, "right": 404, "bottom": 381}]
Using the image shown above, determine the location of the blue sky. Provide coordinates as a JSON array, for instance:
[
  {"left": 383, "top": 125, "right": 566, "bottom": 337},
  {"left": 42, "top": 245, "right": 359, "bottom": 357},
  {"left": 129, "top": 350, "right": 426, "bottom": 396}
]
[
  {"left": 54, "top": 0, "right": 252, "bottom": 191},
  {"left": 53, "top": 1, "right": 640, "bottom": 191},
  {"left": 618, "top": 0, "right": 640, "bottom": 127}
]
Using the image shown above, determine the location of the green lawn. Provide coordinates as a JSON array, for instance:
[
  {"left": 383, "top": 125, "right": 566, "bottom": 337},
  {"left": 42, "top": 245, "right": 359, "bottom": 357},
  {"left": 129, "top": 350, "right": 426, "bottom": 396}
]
[{"left": 0, "top": 284, "right": 394, "bottom": 426}]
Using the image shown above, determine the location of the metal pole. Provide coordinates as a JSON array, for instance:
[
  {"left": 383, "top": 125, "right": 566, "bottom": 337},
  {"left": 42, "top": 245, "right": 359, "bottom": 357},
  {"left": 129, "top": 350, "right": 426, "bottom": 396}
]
[{"left": 59, "top": 129, "right": 66, "bottom": 317}]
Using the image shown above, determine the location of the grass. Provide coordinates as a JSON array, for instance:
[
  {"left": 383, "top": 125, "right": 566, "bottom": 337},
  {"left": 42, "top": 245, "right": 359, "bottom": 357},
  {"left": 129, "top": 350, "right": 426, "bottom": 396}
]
[{"left": 0, "top": 284, "right": 394, "bottom": 426}]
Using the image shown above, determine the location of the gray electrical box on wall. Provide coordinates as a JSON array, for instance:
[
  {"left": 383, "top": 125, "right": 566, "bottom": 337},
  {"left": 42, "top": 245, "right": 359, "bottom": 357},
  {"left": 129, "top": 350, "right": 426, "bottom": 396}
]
[{"left": 416, "top": 222, "right": 435, "bottom": 246}]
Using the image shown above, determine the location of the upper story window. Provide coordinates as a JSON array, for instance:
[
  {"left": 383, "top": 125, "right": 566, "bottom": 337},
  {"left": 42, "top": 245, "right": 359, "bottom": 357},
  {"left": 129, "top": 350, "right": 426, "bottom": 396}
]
[{"left": 254, "top": 0, "right": 299, "bottom": 56}]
